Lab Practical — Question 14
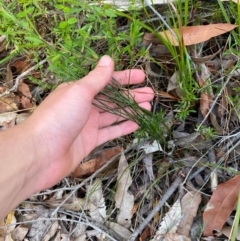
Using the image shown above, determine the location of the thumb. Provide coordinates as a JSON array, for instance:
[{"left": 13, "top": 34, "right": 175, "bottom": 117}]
[{"left": 77, "top": 55, "right": 114, "bottom": 100}]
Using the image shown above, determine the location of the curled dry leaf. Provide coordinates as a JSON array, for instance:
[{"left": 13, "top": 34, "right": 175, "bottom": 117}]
[
  {"left": 177, "top": 191, "right": 202, "bottom": 236},
  {"left": 11, "top": 57, "right": 31, "bottom": 75},
  {"left": 217, "top": 87, "right": 230, "bottom": 119},
  {"left": 199, "top": 64, "right": 212, "bottom": 118},
  {"left": 86, "top": 179, "right": 106, "bottom": 224},
  {"left": 191, "top": 48, "right": 222, "bottom": 64},
  {"left": 18, "top": 82, "right": 33, "bottom": 109},
  {"left": 167, "top": 71, "right": 183, "bottom": 98},
  {"left": 154, "top": 199, "right": 181, "bottom": 241},
  {"left": 143, "top": 153, "right": 155, "bottom": 181},
  {"left": 203, "top": 175, "right": 240, "bottom": 236},
  {"left": 159, "top": 24, "right": 237, "bottom": 46},
  {"left": 72, "top": 146, "right": 122, "bottom": 178},
  {"left": 115, "top": 152, "right": 134, "bottom": 228},
  {"left": 139, "top": 140, "right": 163, "bottom": 154},
  {"left": 0, "top": 95, "right": 19, "bottom": 113},
  {"left": 142, "top": 32, "right": 164, "bottom": 46},
  {"left": 210, "top": 112, "right": 225, "bottom": 135},
  {"left": 6, "top": 64, "right": 13, "bottom": 88},
  {"left": 200, "top": 91, "right": 212, "bottom": 118}
]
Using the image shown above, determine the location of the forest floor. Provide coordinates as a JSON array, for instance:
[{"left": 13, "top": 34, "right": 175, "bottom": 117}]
[{"left": 1, "top": 0, "right": 240, "bottom": 240}]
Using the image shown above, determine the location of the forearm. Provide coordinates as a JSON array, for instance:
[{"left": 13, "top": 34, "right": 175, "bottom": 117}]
[{"left": 0, "top": 124, "right": 40, "bottom": 219}]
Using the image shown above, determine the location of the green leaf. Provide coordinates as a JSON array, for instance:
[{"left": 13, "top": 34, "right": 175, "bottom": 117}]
[
  {"left": 55, "top": 4, "right": 64, "bottom": 10},
  {"left": 59, "top": 21, "right": 68, "bottom": 29},
  {"left": 63, "top": 7, "right": 70, "bottom": 13},
  {"left": 67, "top": 17, "right": 78, "bottom": 25},
  {"left": 24, "top": 36, "right": 42, "bottom": 45},
  {"left": 105, "top": 9, "right": 117, "bottom": 18}
]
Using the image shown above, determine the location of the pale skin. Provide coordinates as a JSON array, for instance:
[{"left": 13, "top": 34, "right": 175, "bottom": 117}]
[{"left": 0, "top": 56, "right": 154, "bottom": 219}]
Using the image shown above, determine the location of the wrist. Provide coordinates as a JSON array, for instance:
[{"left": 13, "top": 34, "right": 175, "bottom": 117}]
[{"left": 0, "top": 122, "right": 41, "bottom": 218}]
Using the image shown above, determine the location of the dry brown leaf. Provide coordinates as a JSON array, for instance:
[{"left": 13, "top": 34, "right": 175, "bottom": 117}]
[
  {"left": 115, "top": 152, "right": 134, "bottom": 228},
  {"left": 45, "top": 194, "right": 85, "bottom": 211},
  {"left": 210, "top": 112, "right": 225, "bottom": 135},
  {"left": 159, "top": 24, "right": 237, "bottom": 46},
  {"left": 0, "top": 211, "right": 16, "bottom": 238},
  {"left": 167, "top": 71, "right": 183, "bottom": 98},
  {"left": 200, "top": 92, "right": 212, "bottom": 117},
  {"left": 72, "top": 146, "right": 122, "bottom": 177},
  {"left": 18, "top": 82, "right": 33, "bottom": 109},
  {"left": 203, "top": 175, "right": 240, "bottom": 236},
  {"left": 174, "top": 132, "right": 200, "bottom": 147},
  {"left": 177, "top": 191, "right": 202, "bottom": 236},
  {"left": 86, "top": 179, "right": 106, "bottom": 224},
  {"left": 6, "top": 64, "right": 13, "bottom": 88},
  {"left": 157, "top": 91, "right": 180, "bottom": 101},
  {"left": 0, "top": 95, "right": 19, "bottom": 113},
  {"left": 43, "top": 221, "right": 59, "bottom": 241},
  {"left": 12, "top": 57, "right": 30, "bottom": 75},
  {"left": 218, "top": 87, "right": 230, "bottom": 119},
  {"left": 139, "top": 226, "right": 151, "bottom": 241},
  {"left": 143, "top": 32, "right": 164, "bottom": 46},
  {"left": 154, "top": 199, "right": 182, "bottom": 240},
  {"left": 199, "top": 64, "right": 213, "bottom": 118},
  {"left": 191, "top": 48, "right": 222, "bottom": 64},
  {"left": 11, "top": 225, "right": 28, "bottom": 241}
]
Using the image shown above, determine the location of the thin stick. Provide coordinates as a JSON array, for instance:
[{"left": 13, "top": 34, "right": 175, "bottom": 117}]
[
  {"left": 128, "top": 174, "right": 184, "bottom": 241},
  {"left": 0, "top": 59, "right": 47, "bottom": 97}
]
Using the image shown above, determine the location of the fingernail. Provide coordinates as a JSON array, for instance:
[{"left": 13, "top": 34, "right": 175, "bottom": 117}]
[{"left": 98, "top": 55, "right": 112, "bottom": 66}]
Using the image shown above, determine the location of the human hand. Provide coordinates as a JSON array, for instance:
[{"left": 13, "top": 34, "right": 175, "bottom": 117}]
[{"left": 24, "top": 56, "right": 154, "bottom": 192}]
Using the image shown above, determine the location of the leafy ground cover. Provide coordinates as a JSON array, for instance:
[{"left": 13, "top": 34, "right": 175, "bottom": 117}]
[{"left": 1, "top": 0, "right": 240, "bottom": 240}]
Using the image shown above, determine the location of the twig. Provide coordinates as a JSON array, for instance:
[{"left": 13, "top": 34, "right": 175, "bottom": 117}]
[
  {"left": 0, "top": 59, "right": 47, "bottom": 97},
  {"left": 208, "top": 147, "right": 218, "bottom": 191},
  {"left": 128, "top": 174, "right": 184, "bottom": 241}
]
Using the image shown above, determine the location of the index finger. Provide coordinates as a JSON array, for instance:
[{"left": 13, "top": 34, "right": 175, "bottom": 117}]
[{"left": 112, "top": 69, "right": 145, "bottom": 85}]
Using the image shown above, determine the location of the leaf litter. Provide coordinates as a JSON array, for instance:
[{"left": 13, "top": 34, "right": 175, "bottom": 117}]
[{"left": 1, "top": 0, "right": 240, "bottom": 240}]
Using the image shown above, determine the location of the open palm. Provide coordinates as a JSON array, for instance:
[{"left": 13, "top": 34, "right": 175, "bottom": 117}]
[{"left": 25, "top": 56, "right": 154, "bottom": 191}]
